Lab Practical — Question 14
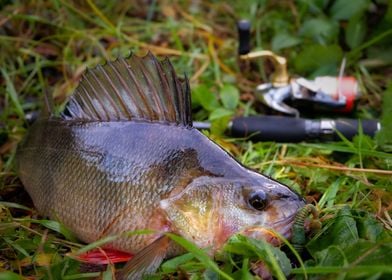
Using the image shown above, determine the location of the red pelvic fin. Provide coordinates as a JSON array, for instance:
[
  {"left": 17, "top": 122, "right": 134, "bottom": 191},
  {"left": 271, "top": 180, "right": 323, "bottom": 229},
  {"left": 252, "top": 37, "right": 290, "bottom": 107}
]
[{"left": 72, "top": 248, "right": 133, "bottom": 265}]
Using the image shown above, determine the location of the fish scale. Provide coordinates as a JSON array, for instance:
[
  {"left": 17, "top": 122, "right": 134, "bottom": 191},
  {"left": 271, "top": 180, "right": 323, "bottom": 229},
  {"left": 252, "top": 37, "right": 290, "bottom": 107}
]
[
  {"left": 16, "top": 53, "right": 304, "bottom": 278},
  {"left": 18, "top": 121, "right": 240, "bottom": 250}
]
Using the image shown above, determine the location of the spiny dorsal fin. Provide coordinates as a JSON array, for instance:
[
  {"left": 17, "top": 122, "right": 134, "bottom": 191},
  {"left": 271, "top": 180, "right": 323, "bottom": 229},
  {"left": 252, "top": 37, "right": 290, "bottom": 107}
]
[{"left": 62, "top": 52, "right": 192, "bottom": 126}]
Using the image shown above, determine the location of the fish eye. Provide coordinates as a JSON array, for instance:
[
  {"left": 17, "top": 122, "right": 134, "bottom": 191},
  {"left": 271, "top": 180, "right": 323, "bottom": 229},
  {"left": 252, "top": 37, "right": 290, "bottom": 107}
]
[{"left": 248, "top": 191, "right": 268, "bottom": 211}]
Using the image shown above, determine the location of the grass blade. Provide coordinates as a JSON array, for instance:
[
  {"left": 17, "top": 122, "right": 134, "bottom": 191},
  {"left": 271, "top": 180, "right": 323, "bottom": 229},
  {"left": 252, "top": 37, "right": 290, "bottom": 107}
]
[
  {"left": 0, "top": 271, "right": 23, "bottom": 280},
  {"left": 166, "top": 233, "right": 233, "bottom": 280},
  {"left": 1, "top": 68, "right": 25, "bottom": 119},
  {"left": 292, "top": 265, "right": 392, "bottom": 274}
]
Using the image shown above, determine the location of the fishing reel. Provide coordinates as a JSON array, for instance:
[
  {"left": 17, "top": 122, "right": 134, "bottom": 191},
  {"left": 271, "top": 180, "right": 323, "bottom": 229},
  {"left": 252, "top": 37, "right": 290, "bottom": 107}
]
[
  {"left": 237, "top": 20, "right": 360, "bottom": 117},
  {"left": 195, "top": 20, "right": 378, "bottom": 143}
]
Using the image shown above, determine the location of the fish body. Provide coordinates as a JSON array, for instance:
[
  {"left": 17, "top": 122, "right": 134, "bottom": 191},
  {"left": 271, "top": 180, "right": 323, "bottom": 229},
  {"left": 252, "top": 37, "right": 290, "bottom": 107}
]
[{"left": 16, "top": 53, "right": 304, "bottom": 277}]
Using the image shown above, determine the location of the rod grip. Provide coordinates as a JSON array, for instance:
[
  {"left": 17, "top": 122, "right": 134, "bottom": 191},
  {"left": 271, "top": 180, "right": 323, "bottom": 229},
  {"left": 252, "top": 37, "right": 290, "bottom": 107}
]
[
  {"left": 237, "top": 20, "right": 251, "bottom": 55},
  {"left": 230, "top": 116, "right": 379, "bottom": 142},
  {"left": 231, "top": 116, "right": 308, "bottom": 142},
  {"left": 333, "top": 119, "right": 379, "bottom": 140}
]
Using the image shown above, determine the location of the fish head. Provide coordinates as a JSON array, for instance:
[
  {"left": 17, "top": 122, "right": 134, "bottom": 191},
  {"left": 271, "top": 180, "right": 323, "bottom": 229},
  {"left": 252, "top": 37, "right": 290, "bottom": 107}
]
[{"left": 160, "top": 175, "right": 304, "bottom": 251}]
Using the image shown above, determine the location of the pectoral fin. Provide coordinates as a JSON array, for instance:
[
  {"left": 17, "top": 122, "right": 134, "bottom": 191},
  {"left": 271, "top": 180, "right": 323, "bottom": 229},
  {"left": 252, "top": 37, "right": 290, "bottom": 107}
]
[
  {"left": 71, "top": 248, "right": 133, "bottom": 265},
  {"left": 117, "top": 235, "right": 170, "bottom": 280}
]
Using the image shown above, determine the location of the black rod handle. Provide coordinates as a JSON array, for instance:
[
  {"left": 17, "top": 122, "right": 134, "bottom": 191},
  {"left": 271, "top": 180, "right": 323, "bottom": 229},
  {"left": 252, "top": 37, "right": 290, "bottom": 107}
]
[
  {"left": 237, "top": 20, "right": 251, "bottom": 55},
  {"left": 230, "top": 116, "right": 379, "bottom": 142},
  {"left": 333, "top": 119, "right": 379, "bottom": 140}
]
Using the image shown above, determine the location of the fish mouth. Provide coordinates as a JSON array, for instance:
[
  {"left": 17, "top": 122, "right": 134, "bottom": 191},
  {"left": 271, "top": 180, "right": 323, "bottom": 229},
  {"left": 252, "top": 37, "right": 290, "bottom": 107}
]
[
  {"left": 269, "top": 212, "right": 297, "bottom": 240},
  {"left": 241, "top": 202, "right": 303, "bottom": 245},
  {"left": 275, "top": 198, "right": 306, "bottom": 234}
]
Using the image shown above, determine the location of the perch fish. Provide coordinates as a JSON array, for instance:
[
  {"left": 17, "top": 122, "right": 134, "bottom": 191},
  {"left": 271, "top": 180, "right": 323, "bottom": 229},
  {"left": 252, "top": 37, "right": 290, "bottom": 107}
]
[{"left": 16, "top": 53, "right": 304, "bottom": 278}]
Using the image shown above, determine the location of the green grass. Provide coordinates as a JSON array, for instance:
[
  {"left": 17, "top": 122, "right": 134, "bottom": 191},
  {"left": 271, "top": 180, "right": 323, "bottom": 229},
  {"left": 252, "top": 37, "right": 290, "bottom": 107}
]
[{"left": 1, "top": 0, "right": 392, "bottom": 279}]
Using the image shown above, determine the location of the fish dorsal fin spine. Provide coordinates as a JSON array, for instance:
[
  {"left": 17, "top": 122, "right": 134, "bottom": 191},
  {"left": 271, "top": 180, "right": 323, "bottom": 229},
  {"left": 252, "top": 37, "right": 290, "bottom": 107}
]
[{"left": 62, "top": 52, "right": 192, "bottom": 127}]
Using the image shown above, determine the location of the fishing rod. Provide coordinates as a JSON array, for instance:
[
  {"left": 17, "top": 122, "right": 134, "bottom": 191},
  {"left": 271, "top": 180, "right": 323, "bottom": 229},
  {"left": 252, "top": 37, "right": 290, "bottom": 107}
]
[
  {"left": 193, "top": 117, "right": 380, "bottom": 142},
  {"left": 193, "top": 20, "right": 380, "bottom": 142}
]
